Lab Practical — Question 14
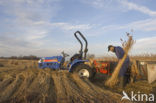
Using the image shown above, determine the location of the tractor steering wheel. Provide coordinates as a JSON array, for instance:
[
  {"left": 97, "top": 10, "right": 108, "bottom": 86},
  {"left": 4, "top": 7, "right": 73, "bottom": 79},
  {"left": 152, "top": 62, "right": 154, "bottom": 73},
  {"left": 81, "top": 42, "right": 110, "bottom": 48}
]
[{"left": 61, "top": 51, "right": 69, "bottom": 58}]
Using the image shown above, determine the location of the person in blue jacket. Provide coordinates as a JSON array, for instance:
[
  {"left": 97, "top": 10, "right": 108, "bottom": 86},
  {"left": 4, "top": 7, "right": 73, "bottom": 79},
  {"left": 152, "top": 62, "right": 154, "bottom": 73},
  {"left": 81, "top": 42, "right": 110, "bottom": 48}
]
[{"left": 108, "top": 45, "right": 130, "bottom": 88}]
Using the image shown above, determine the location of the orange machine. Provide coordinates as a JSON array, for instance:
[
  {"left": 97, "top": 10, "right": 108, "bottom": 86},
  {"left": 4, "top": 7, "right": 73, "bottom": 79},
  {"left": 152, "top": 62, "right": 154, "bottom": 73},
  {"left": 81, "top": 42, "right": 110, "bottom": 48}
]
[{"left": 93, "top": 60, "right": 116, "bottom": 75}]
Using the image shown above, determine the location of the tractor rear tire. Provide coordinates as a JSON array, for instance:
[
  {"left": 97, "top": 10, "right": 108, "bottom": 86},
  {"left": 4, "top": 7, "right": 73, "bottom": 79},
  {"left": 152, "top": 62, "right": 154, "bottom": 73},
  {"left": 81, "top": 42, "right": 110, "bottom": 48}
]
[{"left": 73, "top": 63, "right": 95, "bottom": 79}]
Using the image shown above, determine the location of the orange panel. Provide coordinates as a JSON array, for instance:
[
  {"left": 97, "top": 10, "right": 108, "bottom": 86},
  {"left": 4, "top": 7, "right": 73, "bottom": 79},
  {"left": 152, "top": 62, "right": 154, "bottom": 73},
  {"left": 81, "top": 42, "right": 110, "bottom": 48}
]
[{"left": 44, "top": 59, "right": 58, "bottom": 62}]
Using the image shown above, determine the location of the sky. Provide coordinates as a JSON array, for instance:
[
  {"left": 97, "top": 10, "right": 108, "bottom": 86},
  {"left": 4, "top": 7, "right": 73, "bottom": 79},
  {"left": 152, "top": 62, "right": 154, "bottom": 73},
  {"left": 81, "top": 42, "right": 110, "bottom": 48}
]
[{"left": 0, "top": 0, "right": 156, "bottom": 57}]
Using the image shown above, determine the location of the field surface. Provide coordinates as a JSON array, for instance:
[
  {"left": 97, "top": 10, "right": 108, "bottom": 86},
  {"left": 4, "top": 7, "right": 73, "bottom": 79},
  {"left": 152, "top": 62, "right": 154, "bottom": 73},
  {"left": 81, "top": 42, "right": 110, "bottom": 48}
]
[{"left": 0, "top": 59, "right": 155, "bottom": 103}]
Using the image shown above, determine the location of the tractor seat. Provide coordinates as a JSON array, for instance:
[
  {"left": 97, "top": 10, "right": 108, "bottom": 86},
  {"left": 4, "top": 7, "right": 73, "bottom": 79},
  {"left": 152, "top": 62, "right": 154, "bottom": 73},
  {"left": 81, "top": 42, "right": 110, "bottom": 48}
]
[{"left": 70, "top": 54, "right": 82, "bottom": 62}]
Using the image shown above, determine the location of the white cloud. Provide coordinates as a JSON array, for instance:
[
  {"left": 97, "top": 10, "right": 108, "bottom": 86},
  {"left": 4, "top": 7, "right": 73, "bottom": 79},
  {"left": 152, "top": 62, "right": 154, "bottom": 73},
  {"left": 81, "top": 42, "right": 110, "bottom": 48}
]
[
  {"left": 32, "top": 21, "right": 93, "bottom": 31},
  {"left": 0, "top": 0, "right": 62, "bottom": 56},
  {"left": 82, "top": 0, "right": 156, "bottom": 17},
  {"left": 119, "top": 0, "right": 156, "bottom": 17},
  {"left": 50, "top": 23, "right": 92, "bottom": 31},
  {"left": 0, "top": 0, "right": 93, "bottom": 56},
  {"left": 81, "top": 0, "right": 115, "bottom": 9},
  {"left": 25, "top": 31, "right": 47, "bottom": 40},
  {"left": 102, "top": 18, "right": 156, "bottom": 32},
  {"left": 132, "top": 36, "right": 156, "bottom": 54}
]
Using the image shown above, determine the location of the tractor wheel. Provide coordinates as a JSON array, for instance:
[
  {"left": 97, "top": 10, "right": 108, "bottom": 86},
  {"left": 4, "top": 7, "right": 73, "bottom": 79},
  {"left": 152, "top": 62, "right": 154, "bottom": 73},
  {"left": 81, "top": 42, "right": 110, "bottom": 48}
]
[{"left": 73, "top": 63, "right": 95, "bottom": 79}]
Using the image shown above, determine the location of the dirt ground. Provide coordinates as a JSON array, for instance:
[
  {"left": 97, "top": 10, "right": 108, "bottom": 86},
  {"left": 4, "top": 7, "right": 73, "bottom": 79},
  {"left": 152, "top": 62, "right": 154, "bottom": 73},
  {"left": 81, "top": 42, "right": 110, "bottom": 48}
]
[{"left": 0, "top": 59, "right": 155, "bottom": 103}]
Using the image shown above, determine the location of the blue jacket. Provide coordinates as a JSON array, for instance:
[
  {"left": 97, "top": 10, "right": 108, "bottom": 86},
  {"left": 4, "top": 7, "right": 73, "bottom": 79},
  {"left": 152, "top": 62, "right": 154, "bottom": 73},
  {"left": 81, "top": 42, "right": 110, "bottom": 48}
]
[{"left": 114, "top": 46, "right": 130, "bottom": 77}]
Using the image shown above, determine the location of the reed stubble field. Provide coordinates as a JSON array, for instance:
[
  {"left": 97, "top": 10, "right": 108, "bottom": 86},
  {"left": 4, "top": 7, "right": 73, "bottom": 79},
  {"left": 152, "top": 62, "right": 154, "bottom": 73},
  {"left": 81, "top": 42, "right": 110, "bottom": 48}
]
[{"left": 0, "top": 59, "right": 155, "bottom": 103}]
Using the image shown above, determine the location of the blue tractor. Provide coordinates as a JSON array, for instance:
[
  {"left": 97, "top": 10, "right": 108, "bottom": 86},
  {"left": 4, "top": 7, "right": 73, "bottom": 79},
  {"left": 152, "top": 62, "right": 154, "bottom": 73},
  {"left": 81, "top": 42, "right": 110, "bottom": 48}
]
[{"left": 38, "top": 31, "right": 95, "bottom": 79}]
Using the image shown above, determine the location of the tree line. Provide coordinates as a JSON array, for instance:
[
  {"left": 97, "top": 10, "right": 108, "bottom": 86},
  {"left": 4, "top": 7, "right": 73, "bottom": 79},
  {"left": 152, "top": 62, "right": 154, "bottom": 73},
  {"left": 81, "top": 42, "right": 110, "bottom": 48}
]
[{"left": 0, "top": 55, "right": 39, "bottom": 60}]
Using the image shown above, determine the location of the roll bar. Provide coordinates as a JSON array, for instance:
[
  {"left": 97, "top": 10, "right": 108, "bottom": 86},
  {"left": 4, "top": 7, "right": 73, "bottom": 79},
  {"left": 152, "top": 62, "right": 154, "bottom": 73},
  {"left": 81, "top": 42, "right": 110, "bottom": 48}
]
[{"left": 74, "top": 31, "right": 88, "bottom": 59}]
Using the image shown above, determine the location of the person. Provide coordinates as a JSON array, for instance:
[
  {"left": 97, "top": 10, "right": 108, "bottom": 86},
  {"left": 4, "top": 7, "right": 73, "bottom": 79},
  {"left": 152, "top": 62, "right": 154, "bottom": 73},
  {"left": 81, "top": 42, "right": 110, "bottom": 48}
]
[{"left": 108, "top": 45, "right": 130, "bottom": 88}]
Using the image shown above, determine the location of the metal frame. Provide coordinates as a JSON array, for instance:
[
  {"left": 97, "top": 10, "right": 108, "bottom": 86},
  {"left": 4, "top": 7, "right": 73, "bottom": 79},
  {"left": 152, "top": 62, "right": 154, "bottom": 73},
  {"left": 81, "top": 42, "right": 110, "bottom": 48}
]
[{"left": 74, "top": 31, "right": 88, "bottom": 59}]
